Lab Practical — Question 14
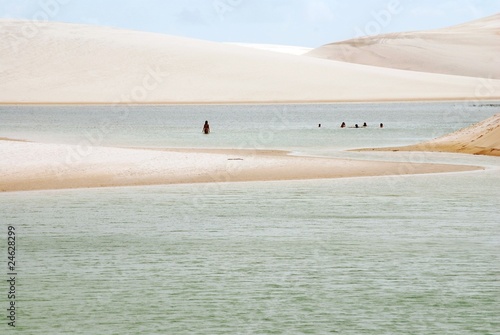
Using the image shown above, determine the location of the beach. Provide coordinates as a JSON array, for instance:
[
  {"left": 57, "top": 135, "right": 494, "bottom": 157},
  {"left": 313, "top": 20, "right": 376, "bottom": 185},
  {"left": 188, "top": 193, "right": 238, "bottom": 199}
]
[
  {"left": 0, "top": 138, "right": 482, "bottom": 192},
  {"left": 2, "top": 101, "right": 498, "bottom": 193},
  {"left": 358, "top": 113, "right": 500, "bottom": 157}
]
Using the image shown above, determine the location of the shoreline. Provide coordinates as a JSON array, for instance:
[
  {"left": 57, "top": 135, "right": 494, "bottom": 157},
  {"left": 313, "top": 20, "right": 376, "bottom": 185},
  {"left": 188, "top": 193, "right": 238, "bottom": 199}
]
[
  {"left": 0, "top": 139, "right": 482, "bottom": 193},
  {"left": 356, "top": 145, "right": 500, "bottom": 157},
  {"left": 1, "top": 98, "right": 500, "bottom": 107},
  {"left": 0, "top": 137, "right": 29, "bottom": 142},
  {"left": 356, "top": 113, "right": 500, "bottom": 157}
]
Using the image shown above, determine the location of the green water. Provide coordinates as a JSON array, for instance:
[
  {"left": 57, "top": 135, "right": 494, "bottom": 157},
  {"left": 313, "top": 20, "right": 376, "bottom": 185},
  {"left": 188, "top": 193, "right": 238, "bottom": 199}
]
[{"left": 1, "top": 103, "right": 499, "bottom": 334}]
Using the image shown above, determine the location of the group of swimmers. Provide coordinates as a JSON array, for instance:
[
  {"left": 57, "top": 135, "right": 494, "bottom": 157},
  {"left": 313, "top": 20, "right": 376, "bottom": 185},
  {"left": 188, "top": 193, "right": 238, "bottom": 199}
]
[
  {"left": 319, "top": 122, "right": 384, "bottom": 128},
  {"left": 203, "top": 120, "right": 384, "bottom": 134},
  {"left": 340, "top": 122, "right": 383, "bottom": 128}
]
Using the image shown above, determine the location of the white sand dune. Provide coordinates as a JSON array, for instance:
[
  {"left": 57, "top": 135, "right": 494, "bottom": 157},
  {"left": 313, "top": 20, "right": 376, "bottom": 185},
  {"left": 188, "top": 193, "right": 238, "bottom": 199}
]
[
  {"left": 358, "top": 113, "right": 500, "bottom": 156},
  {"left": 1, "top": 19, "right": 500, "bottom": 104},
  {"left": 307, "top": 14, "right": 500, "bottom": 79},
  {"left": 228, "top": 43, "right": 313, "bottom": 55},
  {"left": 0, "top": 139, "right": 480, "bottom": 192}
]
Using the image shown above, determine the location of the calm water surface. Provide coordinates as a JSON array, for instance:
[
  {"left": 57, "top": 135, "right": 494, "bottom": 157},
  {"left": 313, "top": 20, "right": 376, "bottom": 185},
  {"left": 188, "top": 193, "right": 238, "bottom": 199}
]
[
  {"left": 1, "top": 103, "right": 499, "bottom": 334},
  {"left": 1, "top": 102, "right": 498, "bottom": 151}
]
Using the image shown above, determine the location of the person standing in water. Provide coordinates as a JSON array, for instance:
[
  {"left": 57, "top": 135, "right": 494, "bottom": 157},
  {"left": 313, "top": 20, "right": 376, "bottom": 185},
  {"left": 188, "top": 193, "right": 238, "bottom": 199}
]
[{"left": 203, "top": 120, "right": 210, "bottom": 134}]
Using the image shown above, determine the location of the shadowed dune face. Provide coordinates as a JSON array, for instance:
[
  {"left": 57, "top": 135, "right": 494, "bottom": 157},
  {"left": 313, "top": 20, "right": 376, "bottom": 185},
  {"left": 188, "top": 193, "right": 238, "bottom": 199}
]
[
  {"left": 306, "top": 14, "right": 500, "bottom": 79},
  {"left": 1, "top": 19, "right": 500, "bottom": 103}
]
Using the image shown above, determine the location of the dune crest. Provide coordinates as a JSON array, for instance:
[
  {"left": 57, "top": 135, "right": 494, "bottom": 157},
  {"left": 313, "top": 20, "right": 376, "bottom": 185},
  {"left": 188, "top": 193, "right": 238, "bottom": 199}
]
[
  {"left": 307, "top": 14, "right": 500, "bottom": 79},
  {"left": 1, "top": 19, "right": 500, "bottom": 104}
]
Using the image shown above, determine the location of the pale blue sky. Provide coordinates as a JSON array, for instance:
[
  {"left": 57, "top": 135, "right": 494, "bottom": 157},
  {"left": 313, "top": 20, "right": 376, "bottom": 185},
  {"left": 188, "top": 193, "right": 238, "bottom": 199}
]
[{"left": 1, "top": 0, "right": 499, "bottom": 47}]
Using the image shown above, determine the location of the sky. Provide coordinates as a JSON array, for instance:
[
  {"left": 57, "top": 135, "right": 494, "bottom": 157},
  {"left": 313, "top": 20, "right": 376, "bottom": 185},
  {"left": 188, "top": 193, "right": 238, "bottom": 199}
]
[{"left": 1, "top": 0, "right": 499, "bottom": 47}]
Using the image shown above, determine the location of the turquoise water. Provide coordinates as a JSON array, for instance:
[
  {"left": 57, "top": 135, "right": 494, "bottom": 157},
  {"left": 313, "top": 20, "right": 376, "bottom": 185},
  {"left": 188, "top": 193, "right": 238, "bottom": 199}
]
[{"left": 1, "top": 103, "right": 499, "bottom": 334}]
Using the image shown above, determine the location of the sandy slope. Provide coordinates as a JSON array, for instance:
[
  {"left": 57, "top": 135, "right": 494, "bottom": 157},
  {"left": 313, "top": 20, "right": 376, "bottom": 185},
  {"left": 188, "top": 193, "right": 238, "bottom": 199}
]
[
  {"left": 358, "top": 113, "right": 500, "bottom": 156},
  {"left": 1, "top": 20, "right": 500, "bottom": 104},
  {"left": 0, "top": 140, "right": 480, "bottom": 192},
  {"left": 228, "top": 43, "right": 313, "bottom": 55},
  {"left": 307, "top": 14, "right": 500, "bottom": 79}
]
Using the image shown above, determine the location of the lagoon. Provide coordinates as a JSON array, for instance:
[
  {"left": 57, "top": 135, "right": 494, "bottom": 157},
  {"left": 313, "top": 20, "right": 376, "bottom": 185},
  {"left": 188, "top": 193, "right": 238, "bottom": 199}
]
[{"left": 1, "top": 102, "right": 499, "bottom": 334}]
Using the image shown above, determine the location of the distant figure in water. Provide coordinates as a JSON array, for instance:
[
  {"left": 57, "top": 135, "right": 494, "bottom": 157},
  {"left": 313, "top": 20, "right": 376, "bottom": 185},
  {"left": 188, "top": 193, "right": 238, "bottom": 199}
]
[
  {"left": 363, "top": 122, "right": 367, "bottom": 127},
  {"left": 203, "top": 120, "right": 210, "bottom": 134},
  {"left": 380, "top": 123, "right": 384, "bottom": 128},
  {"left": 318, "top": 123, "right": 321, "bottom": 128},
  {"left": 355, "top": 124, "right": 359, "bottom": 128},
  {"left": 341, "top": 122, "right": 346, "bottom": 128}
]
